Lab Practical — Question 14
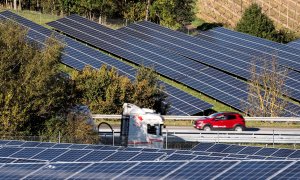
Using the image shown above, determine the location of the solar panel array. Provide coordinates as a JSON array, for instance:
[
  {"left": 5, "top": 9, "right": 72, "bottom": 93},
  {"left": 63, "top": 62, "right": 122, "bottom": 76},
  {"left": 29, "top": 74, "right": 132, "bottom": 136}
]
[
  {"left": 197, "top": 27, "right": 300, "bottom": 71},
  {"left": 118, "top": 21, "right": 300, "bottom": 104},
  {"left": 46, "top": 14, "right": 300, "bottom": 116},
  {"left": 0, "top": 140, "right": 300, "bottom": 179},
  {"left": 288, "top": 39, "right": 300, "bottom": 50},
  {"left": 0, "top": 11, "right": 213, "bottom": 115}
]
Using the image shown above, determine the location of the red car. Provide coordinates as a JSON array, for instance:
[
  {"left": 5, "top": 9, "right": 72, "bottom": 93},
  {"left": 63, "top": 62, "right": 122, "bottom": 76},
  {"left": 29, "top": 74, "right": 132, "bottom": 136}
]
[{"left": 194, "top": 112, "right": 246, "bottom": 131}]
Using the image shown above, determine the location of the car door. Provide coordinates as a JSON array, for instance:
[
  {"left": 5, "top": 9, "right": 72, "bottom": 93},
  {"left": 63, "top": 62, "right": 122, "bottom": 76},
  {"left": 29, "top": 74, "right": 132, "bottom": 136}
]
[
  {"left": 212, "top": 115, "right": 227, "bottom": 129},
  {"left": 224, "top": 114, "right": 237, "bottom": 129}
]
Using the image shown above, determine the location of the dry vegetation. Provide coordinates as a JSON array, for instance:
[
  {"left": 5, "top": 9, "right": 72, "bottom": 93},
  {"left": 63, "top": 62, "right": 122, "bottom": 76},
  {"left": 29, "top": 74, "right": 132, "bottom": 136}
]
[{"left": 197, "top": 0, "right": 300, "bottom": 35}]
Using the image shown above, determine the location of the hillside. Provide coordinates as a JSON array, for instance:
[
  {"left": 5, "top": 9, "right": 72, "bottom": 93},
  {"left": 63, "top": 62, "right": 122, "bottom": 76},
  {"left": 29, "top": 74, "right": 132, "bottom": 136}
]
[{"left": 197, "top": 0, "right": 300, "bottom": 34}]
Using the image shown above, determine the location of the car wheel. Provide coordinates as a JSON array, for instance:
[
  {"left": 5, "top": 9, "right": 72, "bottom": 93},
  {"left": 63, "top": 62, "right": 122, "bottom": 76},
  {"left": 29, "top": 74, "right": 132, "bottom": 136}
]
[
  {"left": 203, "top": 126, "right": 211, "bottom": 131},
  {"left": 234, "top": 126, "right": 243, "bottom": 132}
]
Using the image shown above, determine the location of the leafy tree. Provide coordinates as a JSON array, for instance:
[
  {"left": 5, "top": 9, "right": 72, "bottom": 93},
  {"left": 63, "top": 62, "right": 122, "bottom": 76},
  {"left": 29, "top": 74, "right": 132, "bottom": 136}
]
[
  {"left": 124, "top": 1, "right": 146, "bottom": 22},
  {"left": 150, "top": 0, "right": 194, "bottom": 29},
  {"left": 236, "top": 3, "right": 297, "bottom": 43},
  {"left": 0, "top": 20, "right": 74, "bottom": 134},
  {"left": 235, "top": 3, "right": 277, "bottom": 41},
  {"left": 133, "top": 66, "right": 169, "bottom": 114}
]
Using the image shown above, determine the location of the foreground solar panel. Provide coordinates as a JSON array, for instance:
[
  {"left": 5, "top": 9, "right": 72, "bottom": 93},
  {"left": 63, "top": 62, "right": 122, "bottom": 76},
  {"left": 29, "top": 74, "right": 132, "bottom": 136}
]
[
  {"left": 0, "top": 11, "right": 212, "bottom": 116},
  {"left": 215, "top": 161, "right": 291, "bottom": 180},
  {"left": 119, "top": 21, "right": 300, "bottom": 103},
  {"left": 272, "top": 161, "right": 300, "bottom": 179},
  {"left": 51, "top": 149, "right": 92, "bottom": 162},
  {"left": 9, "top": 147, "right": 45, "bottom": 159},
  {"left": 166, "top": 161, "right": 236, "bottom": 179},
  {"left": 129, "top": 152, "right": 165, "bottom": 161},
  {"left": 165, "top": 154, "right": 196, "bottom": 160},
  {"left": 116, "top": 161, "right": 185, "bottom": 179},
  {"left": 0, "top": 163, "right": 45, "bottom": 179},
  {"left": 26, "top": 163, "right": 91, "bottom": 179},
  {"left": 31, "top": 148, "right": 68, "bottom": 161},
  {"left": 0, "top": 147, "right": 23, "bottom": 157},
  {"left": 47, "top": 14, "right": 260, "bottom": 113},
  {"left": 103, "top": 151, "right": 138, "bottom": 161},
  {"left": 76, "top": 150, "right": 117, "bottom": 162},
  {"left": 69, "top": 162, "right": 137, "bottom": 179},
  {"left": 288, "top": 39, "right": 300, "bottom": 50},
  {"left": 192, "top": 142, "right": 215, "bottom": 151}
]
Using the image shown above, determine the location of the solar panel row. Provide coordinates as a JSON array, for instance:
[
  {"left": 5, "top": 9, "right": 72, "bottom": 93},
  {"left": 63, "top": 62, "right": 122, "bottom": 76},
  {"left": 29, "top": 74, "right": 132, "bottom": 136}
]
[
  {"left": 0, "top": 11, "right": 212, "bottom": 115},
  {"left": 45, "top": 14, "right": 300, "bottom": 116},
  {"left": 118, "top": 21, "right": 300, "bottom": 104},
  {"left": 0, "top": 160, "right": 298, "bottom": 179},
  {"left": 2, "top": 140, "right": 299, "bottom": 161},
  {"left": 288, "top": 39, "right": 300, "bottom": 50}
]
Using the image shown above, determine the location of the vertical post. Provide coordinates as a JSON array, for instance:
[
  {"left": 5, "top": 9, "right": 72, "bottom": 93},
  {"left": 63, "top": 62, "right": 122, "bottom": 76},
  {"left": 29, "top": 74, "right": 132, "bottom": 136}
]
[
  {"left": 273, "top": 129, "right": 275, "bottom": 148},
  {"left": 58, "top": 131, "right": 61, "bottom": 143},
  {"left": 166, "top": 129, "right": 168, "bottom": 149},
  {"left": 112, "top": 130, "right": 115, "bottom": 146}
]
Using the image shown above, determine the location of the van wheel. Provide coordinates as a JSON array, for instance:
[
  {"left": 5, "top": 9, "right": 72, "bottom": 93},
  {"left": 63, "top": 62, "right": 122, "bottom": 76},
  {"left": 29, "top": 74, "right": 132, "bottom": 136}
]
[
  {"left": 234, "top": 126, "right": 243, "bottom": 132},
  {"left": 203, "top": 126, "right": 211, "bottom": 131}
]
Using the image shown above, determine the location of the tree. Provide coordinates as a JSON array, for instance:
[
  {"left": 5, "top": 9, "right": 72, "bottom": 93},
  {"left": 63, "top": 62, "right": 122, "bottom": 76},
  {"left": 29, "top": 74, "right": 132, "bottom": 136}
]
[
  {"left": 132, "top": 66, "right": 169, "bottom": 114},
  {"left": 235, "top": 3, "right": 277, "bottom": 41},
  {"left": 71, "top": 65, "right": 169, "bottom": 114},
  {"left": 0, "top": 20, "right": 74, "bottom": 134},
  {"left": 245, "top": 56, "right": 290, "bottom": 117},
  {"left": 150, "top": 0, "right": 194, "bottom": 29}
]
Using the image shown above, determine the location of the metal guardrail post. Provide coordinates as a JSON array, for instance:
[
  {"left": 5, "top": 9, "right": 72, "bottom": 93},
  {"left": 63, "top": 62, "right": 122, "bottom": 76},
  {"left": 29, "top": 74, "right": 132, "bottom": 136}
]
[
  {"left": 112, "top": 130, "right": 115, "bottom": 146},
  {"left": 273, "top": 129, "right": 275, "bottom": 148}
]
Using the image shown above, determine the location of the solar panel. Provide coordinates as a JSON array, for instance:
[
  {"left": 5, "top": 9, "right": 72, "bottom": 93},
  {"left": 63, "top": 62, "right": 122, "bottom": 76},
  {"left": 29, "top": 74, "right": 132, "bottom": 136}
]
[
  {"left": 271, "top": 149, "right": 296, "bottom": 158},
  {"left": 100, "top": 146, "right": 121, "bottom": 150},
  {"left": 0, "top": 140, "right": 10, "bottom": 145},
  {"left": 0, "top": 11, "right": 210, "bottom": 116},
  {"left": 246, "top": 155, "right": 268, "bottom": 160},
  {"left": 215, "top": 161, "right": 292, "bottom": 180},
  {"left": 206, "top": 144, "right": 232, "bottom": 152},
  {"left": 166, "top": 161, "right": 237, "bottom": 179},
  {"left": 0, "top": 147, "right": 23, "bottom": 157},
  {"left": 119, "top": 21, "right": 300, "bottom": 114},
  {"left": 0, "top": 157, "right": 16, "bottom": 163},
  {"left": 46, "top": 15, "right": 258, "bottom": 113},
  {"left": 20, "top": 141, "right": 41, "bottom": 147},
  {"left": 200, "top": 27, "right": 300, "bottom": 62},
  {"left": 237, "top": 146, "right": 262, "bottom": 155},
  {"left": 31, "top": 148, "right": 68, "bottom": 161},
  {"left": 158, "top": 149, "right": 176, "bottom": 155},
  {"left": 51, "top": 143, "right": 73, "bottom": 149},
  {"left": 288, "top": 150, "right": 300, "bottom": 159},
  {"left": 13, "top": 159, "right": 46, "bottom": 163},
  {"left": 68, "top": 162, "right": 138, "bottom": 179},
  {"left": 192, "top": 142, "right": 215, "bottom": 151},
  {"left": 129, "top": 152, "right": 165, "bottom": 161},
  {"left": 76, "top": 150, "right": 117, "bottom": 162},
  {"left": 209, "top": 152, "right": 229, "bottom": 157},
  {"left": 227, "top": 154, "right": 248, "bottom": 159},
  {"left": 192, "top": 151, "right": 211, "bottom": 156},
  {"left": 193, "top": 155, "right": 223, "bottom": 160},
  {"left": 165, "top": 154, "right": 196, "bottom": 160},
  {"left": 36, "top": 142, "right": 56, "bottom": 148},
  {"left": 5, "top": 140, "right": 25, "bottom": 146},
  {"left": 272, "top": 161, "right": 300, "bottom": 179},
  {"left": 0, "top": 163, "right": 46, "bottom": 179},
  {"left": 9, "top": 147, "right": 45, "bottom": 159},
  {"left": 52, "top": 149, "right": 92, "bottom": 162},
  {"left": 26, "top": 163, "right": 91, "bottom": 179},
  {"left": 116, "top": 161, "right": 185, "bottom": 179},
  {"left": 122, "top": 147, "right": 144, "bottom": 151},
  {"left": 221, "top": 145, "right": 247, "bottom": 154},
  {"left": 288, "top": 39, "right": 300, "bottom": 50},
  {"left": 254, "top": 148, "right": 279, "bottom": 156},
  {"left": 84, "top": 145, "right": 104, "bottom": 150},
  {"left": 141, "top": 148, "right": 159, "bottom": 152},
  {"left": 68, "top": 144, "right": 88, "bottom": 149},
  {"left": 103, "top": 151, "right": 139, "bottom": 161},
  {"left": 174, "top": 150, "right": 193, "bottom": 154}
]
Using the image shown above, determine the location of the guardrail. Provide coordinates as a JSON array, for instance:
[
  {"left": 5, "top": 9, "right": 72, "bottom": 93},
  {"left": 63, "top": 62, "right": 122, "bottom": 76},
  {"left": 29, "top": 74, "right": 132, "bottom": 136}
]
[
  {"left": 99, "top": 130, "right": 300, "bottom": 144},
  {"left": 92, "top": 114, "right": 300, "bottom": 122}
]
